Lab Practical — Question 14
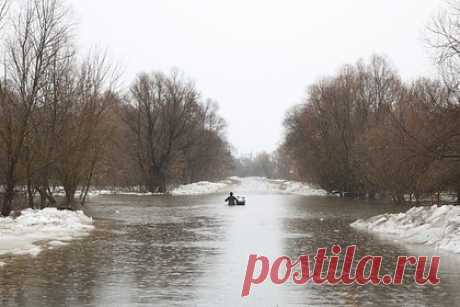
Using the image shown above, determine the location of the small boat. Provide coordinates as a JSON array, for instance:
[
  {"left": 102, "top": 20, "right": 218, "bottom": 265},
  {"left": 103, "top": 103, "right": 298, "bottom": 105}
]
[{"left": 236, "top": 196, "right": 246, "bottom": 206}]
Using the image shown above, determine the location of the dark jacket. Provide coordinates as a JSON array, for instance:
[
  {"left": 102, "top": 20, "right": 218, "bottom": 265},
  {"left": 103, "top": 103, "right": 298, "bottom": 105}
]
[{"left": 225, "top": 195, "right": 238, "bottom": 206}]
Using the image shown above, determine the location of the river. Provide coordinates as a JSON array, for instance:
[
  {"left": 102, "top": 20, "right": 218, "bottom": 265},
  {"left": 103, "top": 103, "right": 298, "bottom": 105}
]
[{"left": 1, "top": 178, "right": 459, "bottom": 306}]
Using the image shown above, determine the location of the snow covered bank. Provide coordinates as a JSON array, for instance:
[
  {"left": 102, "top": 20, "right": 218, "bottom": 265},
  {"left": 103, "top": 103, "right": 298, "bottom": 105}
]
[
  {"left": 48, "top": 188, "right": 163, "bottom": 198},
  {"left": 75, "top": 177, "right": 326, "bottom": 197},
  {"left": 351, "top": 205, "right": 460, "bottom": 254},
  {"left": 0, "top": 208, "right": 94, "bottom": 257},
  {"left": 231, "top": 177, "right": 327, "bottom": 196},
  {"left": 79, "top": 180, "right": 234, "bottom": 197},
  {"left": 279, "top": 180, "right": 328, "bottom": 196},
  {"left": 90, "top": 190, "right": 162, "bottom": 197},
  {"left": 170, "top": 179, "right": 233, "bottom": 196}
]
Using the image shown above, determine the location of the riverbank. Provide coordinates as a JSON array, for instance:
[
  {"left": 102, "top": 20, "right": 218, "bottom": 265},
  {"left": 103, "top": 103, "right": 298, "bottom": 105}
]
[
  {"left": 84, "top": 177, "right": 327, "bottom": 197},
  {"left": 351, "top": 205, "right": 460, "bottom": 254}
]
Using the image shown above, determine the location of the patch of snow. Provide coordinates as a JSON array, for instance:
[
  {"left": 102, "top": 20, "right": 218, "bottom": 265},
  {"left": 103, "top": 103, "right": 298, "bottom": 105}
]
[
  {"left": 351, "top": 205, "right": 460, "bottom": 254},
  {"left": 170, "top": 177, "right": 323, "bottom": 196},
  {"left": 0, "top": 208, "right": 94, "bottom": 257},
  {"left": 0, "top": 261, "right": 5, "bottom": 267},
  {"left": 81, "top": 190, "right": 162, "bottom": 197},
  {"left": 86, "top": 190, "right": 117, "bottom": 197},
  {"left": 231, "top": 177, "right": 327, "bottom": 196},
  {"left": 71, "top": 188, "right": 166, "bottom": 198},
  {"left": 280, "top": 181, "right": 328, "bottom": 196},
  {"left": 115, "top": 192, "right": 163, "bottom": 196},
  {"left": 56, "top": 177, "right": 327, "bottom": 197},
  {"left": 50, "top": 188, "right": 164, "bottom": 198},
  {"left": 92, "top": 190, "right": 163, "bottom": 196},
  {"left": 230, "top": 177, "right": 281, "bottom": 193},
  {"left": 170, "top": 180, "right": 230, "bottom": 196}
]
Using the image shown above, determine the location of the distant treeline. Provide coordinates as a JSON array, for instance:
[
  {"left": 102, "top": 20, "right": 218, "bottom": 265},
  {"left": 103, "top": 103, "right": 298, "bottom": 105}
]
[
  {"left": 0, "top": 0, "right": 233, "bottom": 216},
  {"left": 232, "top": 151, "right": 292, "bottom": 179},
  {"left": 281, "top": 52, "right": 460, "bottom": 203}
]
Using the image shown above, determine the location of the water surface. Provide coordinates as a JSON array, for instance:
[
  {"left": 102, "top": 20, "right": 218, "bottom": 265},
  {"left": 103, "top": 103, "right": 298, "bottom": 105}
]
[{"left": 1, "top": 181, "right": 459, "bottom": 306}]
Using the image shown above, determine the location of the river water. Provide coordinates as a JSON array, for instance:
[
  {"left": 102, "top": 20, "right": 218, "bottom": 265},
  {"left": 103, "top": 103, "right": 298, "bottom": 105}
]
[{"left": 1, "top": 179, "right": 460, "bottom": 307}]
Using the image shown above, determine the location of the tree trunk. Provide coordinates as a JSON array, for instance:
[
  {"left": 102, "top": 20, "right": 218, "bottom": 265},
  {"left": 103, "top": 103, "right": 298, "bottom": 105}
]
[
  {"left": 63, "top": 185, "right": 76, "bottom": 209},
  {"left": 159, "top": 176, "right": 166, "bottom": 193},
  {"left": 393, "top": 193, "right": 405, "bottom": 205},
  {"left": 46, "top": 186, "right": 56, "bottom": 206},
  {"left": 145, "top": 172, "right": 157, "bottom": 193},
  {"left": 153, "top": 172, "right": 167, "bottom": 193},
  {"left": 1, "top": 164, "right": 17, "bottom": 216},
  {"left": 25, "top": 151, "right": 34, "bottom": 209},
  {"left": 414, "top": 192, "right": 420, "bottom": 205},
  {"left": 1, "top": 183, "right": 15, "bottom": 217},
  {"left": 368, "top": 191, "right": 376, "bottom": 200},
  {"left": 148, "top": 165, "right": 167, "bottom": 193},
  {"left": 27, "top": 179, "right": 35, "bottom": 209},
  {"left": 80, "top": 178, "right": 93, "bottom": 207},
  {"left": 38, "top": 187, "right": 47, "bottom": 209}
]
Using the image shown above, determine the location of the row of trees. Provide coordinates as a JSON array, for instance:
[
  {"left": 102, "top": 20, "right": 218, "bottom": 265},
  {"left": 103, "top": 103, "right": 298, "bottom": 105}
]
[
  {"left": 282, "top": 54, "right": 459, "bottom": 202},
  {"left": 243, "top": 2, "right": 460, "bottom": 202},
  {"left": 0, "top": 0, "right": 233, "bottom": 216},
  {"left": 282, "top": 54, "right": 460, "bottom": 203},
  {"left": 281, "top": 2, "right": 460, "bottom": 204}
]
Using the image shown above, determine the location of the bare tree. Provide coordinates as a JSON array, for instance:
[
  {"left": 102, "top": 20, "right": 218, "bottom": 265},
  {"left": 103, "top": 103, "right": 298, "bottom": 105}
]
[
  {"left": 123, "top": 71, "right": 232, "bottom": 193},
  {"left": 52, "top": 53, "right": 118, "bottom": 208},
  {"left": 181, "top": 100, "right": 232, "bottom": 183},
  {"left": 428, "top": 0, "right": 460, "bottom": 90},
  {"left": 0, "top": 0, "right": 72, "bottom": 216},
  {"left": 125, "top": 71, "right": 201, "bottom": 192}
]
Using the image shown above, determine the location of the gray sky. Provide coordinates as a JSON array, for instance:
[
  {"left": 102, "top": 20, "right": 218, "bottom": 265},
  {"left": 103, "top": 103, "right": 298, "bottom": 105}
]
[{"left": 68, "top": 0, "right": 443, "bottom": 156}]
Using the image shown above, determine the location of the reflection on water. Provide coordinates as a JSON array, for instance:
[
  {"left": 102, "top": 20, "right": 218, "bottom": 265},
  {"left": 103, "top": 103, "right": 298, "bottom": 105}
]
[{"left": 1, "top": 191, "right": 460, "bottom": 306}]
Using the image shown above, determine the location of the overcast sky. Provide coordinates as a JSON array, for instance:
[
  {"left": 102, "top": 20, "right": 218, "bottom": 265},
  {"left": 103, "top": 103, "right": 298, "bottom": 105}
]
[{"left": 68, "top": 0, "right": 443, "bottom": 156}]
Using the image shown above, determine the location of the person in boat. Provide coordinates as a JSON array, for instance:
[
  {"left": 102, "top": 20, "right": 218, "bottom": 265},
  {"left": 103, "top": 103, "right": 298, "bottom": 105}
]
[{"left": 225, "top": 192, "right": 238, "bottom": 206}]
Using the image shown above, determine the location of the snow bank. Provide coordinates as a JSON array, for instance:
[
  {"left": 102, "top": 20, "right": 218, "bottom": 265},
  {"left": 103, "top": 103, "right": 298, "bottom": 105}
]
[
  {"left": 91, "top": 190, "right": 162, "bottom": 197},
  {"left": 170, "top": 180, "right": 232, "bottom": 196},
  {"left": 64, "top": 177, "right": 326, "bottom": 197},
  {"left": 279, "top": 180, "right": 328, "bottom": 196},
  {"left": 0, "top": 208, "right": 94, "bottom": 257},
  {"left": 231, "top": 177, "right": 327, "bottom": 196},
  {"left": 50, "top": 188, "right": 163, "bottom": 198},
  {"left": 351, "top": 205, "right": 460, "bottom": 254}
]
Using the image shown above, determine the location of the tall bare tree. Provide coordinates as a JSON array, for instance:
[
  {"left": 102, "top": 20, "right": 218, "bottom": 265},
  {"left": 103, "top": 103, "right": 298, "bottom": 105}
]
[
  {"left": 123, "top": 71, "right": 232, "bottom": 193},
  {"left": 0, "top": 0, "right": 72, "bottom": 216},
  {"left": 52, "top": 53, "right": 117, "bottom": 208}
]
